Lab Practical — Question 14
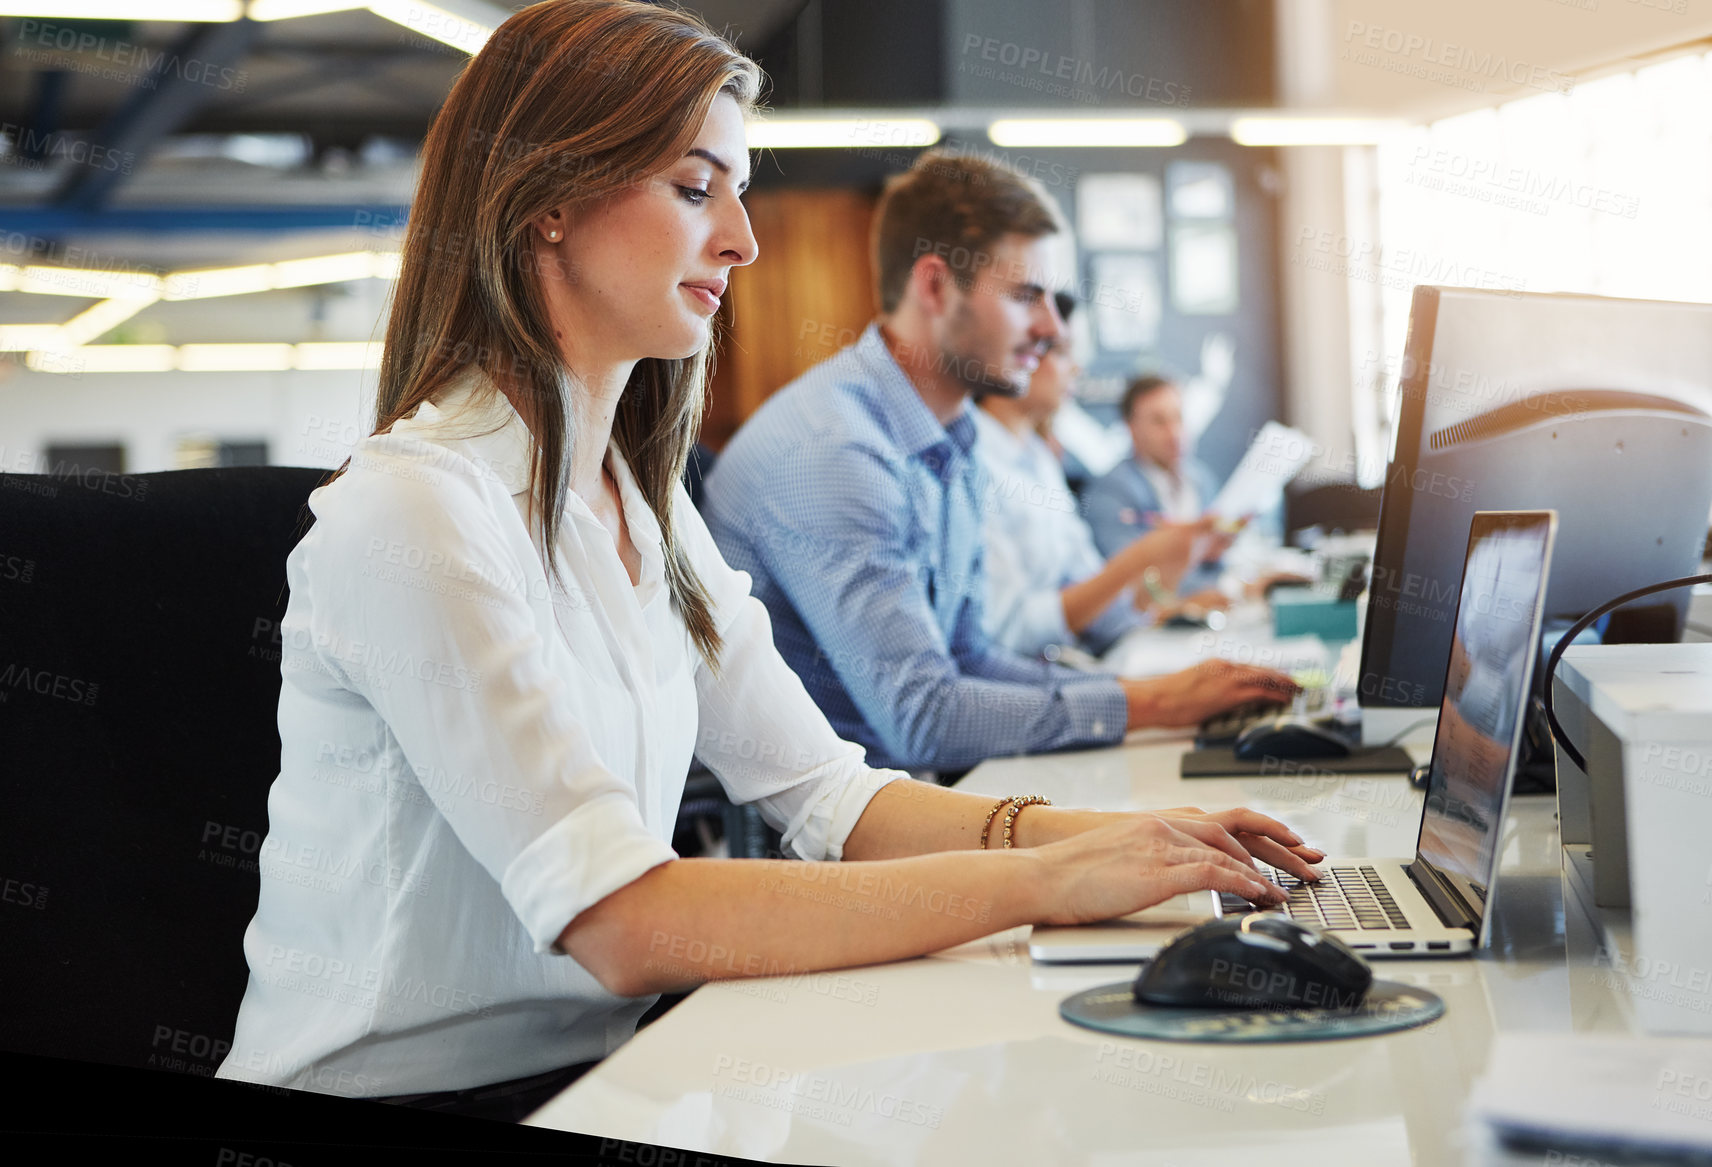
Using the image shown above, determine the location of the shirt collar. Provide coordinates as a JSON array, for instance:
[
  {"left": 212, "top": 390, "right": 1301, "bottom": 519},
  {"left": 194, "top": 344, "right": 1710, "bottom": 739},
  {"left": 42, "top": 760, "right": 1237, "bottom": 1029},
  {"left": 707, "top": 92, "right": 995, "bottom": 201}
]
[
  {"left": 852, "top": 323, "right": 978, "bottom": 474},
  {"left": 603, "top": 441, "right": 664, "bottom": 578},
  {"left": 392, "top": 367, "right": 535, "bottom": 496},
  {"left": 394, "top": 368, "right": 666, "bottom": 578}
]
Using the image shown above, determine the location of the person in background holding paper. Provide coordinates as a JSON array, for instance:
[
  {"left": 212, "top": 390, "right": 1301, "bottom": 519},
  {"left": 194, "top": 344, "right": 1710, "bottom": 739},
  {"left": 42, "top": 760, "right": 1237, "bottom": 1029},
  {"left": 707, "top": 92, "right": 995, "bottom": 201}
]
[
  {"left": 1050, "top": 332, "right": 1235, "bottom": 491},
  {"left": 704, "top": 149, "right": 1301, "bottom": 774},
  {"left": 974, "top": 294, "right": 1212, "bottom": 658},
  {"left": 1083, "top": 373, "right": 1234, "bottom": 607}
]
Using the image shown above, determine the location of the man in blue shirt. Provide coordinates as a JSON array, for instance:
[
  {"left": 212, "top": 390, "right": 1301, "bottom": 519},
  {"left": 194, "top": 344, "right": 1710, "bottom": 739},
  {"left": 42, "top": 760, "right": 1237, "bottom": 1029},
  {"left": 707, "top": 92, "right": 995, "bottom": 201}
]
[
  {"left": 702, "top": 150, "right": 1293, "bottom": 772},
  {"left": 1083, "top": 373, "right": 1229, "bottom": 604}
]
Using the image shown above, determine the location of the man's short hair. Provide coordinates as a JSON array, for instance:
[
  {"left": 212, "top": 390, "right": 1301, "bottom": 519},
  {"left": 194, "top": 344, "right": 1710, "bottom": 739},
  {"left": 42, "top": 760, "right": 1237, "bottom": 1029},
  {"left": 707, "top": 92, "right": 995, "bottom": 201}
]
[
  {"left": 1120, "top": 373, "right": 1177, "bottom": 421},
  {"left": 871, "top": 148, "right": 1064, "bottom": 315}
]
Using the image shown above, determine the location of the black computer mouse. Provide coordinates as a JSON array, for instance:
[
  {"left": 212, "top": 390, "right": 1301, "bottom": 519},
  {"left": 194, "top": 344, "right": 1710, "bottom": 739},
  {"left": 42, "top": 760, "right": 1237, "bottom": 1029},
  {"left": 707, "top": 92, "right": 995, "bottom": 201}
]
[
  {"left": 1132, "top": 915, "right": 1373, "bottom": 1009},
  {"left": 1233, "top": 716, "right": 1352, "bottom": 761}
]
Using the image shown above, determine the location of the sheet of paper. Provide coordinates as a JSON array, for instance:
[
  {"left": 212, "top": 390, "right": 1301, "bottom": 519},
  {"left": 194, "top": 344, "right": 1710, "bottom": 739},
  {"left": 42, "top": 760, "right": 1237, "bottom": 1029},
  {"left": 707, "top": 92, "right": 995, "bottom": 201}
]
[
  {"left": 1208, "top": 421, "right": 1315, "bottom": 521},
  {"left": 1472, "top": 1034, "right": 1712, "bottom": 1154}
]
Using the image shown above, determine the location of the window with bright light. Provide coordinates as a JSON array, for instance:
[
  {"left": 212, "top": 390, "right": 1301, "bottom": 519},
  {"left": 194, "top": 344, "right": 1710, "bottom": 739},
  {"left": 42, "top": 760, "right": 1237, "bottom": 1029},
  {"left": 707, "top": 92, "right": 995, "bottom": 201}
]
[{"left": 1360, "top": 48, "right": 1712, "bottom": 478}]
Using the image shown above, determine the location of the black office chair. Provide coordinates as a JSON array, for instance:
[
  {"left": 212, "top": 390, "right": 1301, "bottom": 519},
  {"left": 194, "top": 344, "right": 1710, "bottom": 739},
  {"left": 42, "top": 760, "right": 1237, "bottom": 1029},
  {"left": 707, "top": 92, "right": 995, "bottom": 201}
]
[
  {"left": 0, "top": 459, "right": 777, "bottom": 1071},
  {"left": 0, "top": 466, "right": 324, "bottom": 1075},
  {"left": 674, "top": 440, "right": 785, "bottom": 860}
]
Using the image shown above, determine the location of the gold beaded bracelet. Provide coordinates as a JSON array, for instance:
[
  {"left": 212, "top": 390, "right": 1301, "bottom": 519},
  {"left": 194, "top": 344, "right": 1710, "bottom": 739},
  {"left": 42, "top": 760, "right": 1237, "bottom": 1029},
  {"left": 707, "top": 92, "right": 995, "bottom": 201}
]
[
  {"left": 998, "top": 795, "right": 1052, "bottom": 849},
  {"left": 979, "top": 795, "right": 1053, "bottom": 850},
  {"left": 978, "top": 798, "right": 1012, "bottom": 850}
]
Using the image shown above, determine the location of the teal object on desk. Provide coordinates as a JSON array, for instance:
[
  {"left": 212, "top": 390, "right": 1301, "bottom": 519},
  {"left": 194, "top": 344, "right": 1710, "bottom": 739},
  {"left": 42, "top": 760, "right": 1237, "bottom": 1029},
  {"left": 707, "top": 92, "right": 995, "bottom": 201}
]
[{"left": 1272, "top": 590, "right": 1358, "bottom": 642}]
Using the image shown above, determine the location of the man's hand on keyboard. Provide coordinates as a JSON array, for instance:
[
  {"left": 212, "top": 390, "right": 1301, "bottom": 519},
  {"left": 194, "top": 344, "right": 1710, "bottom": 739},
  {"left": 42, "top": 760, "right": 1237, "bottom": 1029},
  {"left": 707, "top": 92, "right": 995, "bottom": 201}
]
[
  {"left": 1150, "top": 806, "right": 1325, "bottom": 884},
  {"left": 1121, "top": 660, "right": 1299, "bottom": 730}
]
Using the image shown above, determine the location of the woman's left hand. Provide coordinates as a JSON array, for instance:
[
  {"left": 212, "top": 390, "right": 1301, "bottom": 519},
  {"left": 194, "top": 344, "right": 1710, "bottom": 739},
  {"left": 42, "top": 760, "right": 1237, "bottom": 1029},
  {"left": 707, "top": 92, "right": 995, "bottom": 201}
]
[{"left": 1148, "top": 806, "right": 1325, "bottom": 883}]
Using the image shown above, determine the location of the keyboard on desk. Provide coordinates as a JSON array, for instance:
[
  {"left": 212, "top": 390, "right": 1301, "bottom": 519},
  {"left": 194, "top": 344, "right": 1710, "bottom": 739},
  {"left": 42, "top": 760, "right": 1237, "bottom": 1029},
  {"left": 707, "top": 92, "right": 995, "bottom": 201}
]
[
  {"left": 1196, "top": 686, "right": 1329, "bottom": 748},
  {"left": 1219, "top": 863, "right": 1410, "bottom": 932}
]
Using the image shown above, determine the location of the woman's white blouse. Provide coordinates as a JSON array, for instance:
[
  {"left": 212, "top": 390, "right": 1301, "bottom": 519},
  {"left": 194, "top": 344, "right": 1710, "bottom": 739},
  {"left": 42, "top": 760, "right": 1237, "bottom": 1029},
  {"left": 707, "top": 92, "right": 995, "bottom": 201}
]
[{"left": 216, "top": 373, "right": 903, "bottom": 1098}]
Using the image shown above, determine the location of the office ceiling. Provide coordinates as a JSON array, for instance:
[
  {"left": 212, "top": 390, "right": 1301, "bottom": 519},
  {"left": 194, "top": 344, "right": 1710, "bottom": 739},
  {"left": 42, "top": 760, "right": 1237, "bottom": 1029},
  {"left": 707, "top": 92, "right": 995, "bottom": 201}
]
[
  {"left": 0, "top": 1, "right": 806, "bottom": 222},
  {"left": 0, "top": 3, "right": 805, "bottom": 147},
  {"left": 2, "top": 0, "right": 1702, "bottom": 352}
]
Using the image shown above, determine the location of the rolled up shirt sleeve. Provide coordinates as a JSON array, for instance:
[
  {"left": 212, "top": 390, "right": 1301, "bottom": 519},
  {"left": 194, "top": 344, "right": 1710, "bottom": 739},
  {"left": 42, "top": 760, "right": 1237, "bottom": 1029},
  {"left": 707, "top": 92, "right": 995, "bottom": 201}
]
[
  {"left": 296, "top": 439, "right": 677, "bottom": 952},
  {"left": 672, "top": 487, "right": 905, "bottom": 861}
]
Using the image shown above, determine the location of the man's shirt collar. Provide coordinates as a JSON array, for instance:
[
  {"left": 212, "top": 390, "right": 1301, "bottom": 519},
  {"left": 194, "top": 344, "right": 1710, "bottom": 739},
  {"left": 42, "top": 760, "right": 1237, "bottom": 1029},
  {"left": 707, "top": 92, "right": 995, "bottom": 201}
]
[{"left": 852, "top": 323, "right": 977, "bottom": 477}]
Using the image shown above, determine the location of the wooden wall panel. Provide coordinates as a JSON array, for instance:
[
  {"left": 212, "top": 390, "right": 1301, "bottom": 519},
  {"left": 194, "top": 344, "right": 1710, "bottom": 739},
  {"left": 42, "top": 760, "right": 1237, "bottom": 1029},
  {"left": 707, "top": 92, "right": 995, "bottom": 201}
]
[{"left": 703, "top": 188, "right": 878, "bottom": 449}]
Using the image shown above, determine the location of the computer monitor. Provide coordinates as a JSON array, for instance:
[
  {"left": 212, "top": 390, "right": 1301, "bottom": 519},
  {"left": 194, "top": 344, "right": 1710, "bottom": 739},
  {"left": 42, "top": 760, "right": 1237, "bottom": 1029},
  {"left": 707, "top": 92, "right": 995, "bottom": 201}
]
[{"left": 1359, "top": 287, "right": 1712, "bottom": 746}]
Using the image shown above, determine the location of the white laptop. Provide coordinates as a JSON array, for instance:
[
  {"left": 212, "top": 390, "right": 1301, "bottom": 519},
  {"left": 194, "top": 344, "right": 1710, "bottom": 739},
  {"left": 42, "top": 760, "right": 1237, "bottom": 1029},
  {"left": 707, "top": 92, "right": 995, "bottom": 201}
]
[{"left": 1030, "top": 510, "right": 1558, "bottom": 962}]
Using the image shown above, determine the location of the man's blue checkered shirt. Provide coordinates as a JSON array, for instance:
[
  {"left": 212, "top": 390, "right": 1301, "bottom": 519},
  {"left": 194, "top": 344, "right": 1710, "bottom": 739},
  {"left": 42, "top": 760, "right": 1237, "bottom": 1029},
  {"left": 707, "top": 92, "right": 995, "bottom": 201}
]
[{"left": 702, "top": 323, "right": 1128, "bottom": 771}]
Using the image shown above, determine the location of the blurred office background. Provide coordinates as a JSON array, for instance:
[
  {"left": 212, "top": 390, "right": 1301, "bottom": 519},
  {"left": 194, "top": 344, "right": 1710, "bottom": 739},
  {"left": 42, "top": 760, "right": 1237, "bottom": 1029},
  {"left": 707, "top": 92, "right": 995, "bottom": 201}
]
[{"left": 2, "top": 0, "right": 1710, "bottom": 486}]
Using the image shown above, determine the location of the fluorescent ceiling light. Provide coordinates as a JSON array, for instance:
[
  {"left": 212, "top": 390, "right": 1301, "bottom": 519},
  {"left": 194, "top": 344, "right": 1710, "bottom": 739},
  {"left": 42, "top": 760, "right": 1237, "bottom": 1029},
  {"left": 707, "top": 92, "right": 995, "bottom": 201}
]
[
  {"left": 2, "top": 252, "right": 396, "bottom": 301},
  {"left": 368, "top": 0, "right": 493, "bottom": 54},
  {"left": 270, "top": 251, "right": 380, "bottom": 288},
  {"left": 1, "top": 251, "right": 400, "bottom": 349},
  {"left": 0, "top": 296, "right": 160, "bottom": 351},
  {"left": 26, "top": 341, "right": 384, "bottom": 373},
  {"left": 0, "top": 325, "right": 62, "bottom": 352},
  {"left": 163, "top": 252, "right": 397, "bottom": 300},
  {"left": 55, "top": 295, "right": 162, "bottom": 349},
  {"left": 26, "top": 345, "right": 177, "bottom": 373},
  {"left": 165, "top": 264, "right": 274, "bottom": 300},
  {"left": 16, "top": 266, "right": 165, "bottom": 299},
  {"left": 0, "top": 1, "right": 243, "bottom": 17},
  {"left": 1229, "top": 117, "right": 1397, "bottom": 146},
  {"left": 176, "top": 343, "right": 297, "bottom": 371},
  {"left": 747, "top": 118, "right": 940, "bottom": 150},
  {"left": 0, "top": 2, "right": 500, "bottom": 57},
  {"left": 987, "top": 118, "right": 1187, "bottom": 148},
  {"left": 294, "top": 341, "right": 383, "bottom": 370},
  {"left": 246, "top": 0, "right": 364, "bottom": 17}
]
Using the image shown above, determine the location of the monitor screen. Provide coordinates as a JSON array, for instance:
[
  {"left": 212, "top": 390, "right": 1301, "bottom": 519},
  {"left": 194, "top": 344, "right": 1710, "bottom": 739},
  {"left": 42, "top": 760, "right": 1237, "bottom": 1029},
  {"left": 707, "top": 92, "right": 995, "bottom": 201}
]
[
  {"left": 1415, "top": 511, "right": 1557, "bottom": 917},
  {"left": 1357, "top": 286, "right": 1712, "bottom": 746}
]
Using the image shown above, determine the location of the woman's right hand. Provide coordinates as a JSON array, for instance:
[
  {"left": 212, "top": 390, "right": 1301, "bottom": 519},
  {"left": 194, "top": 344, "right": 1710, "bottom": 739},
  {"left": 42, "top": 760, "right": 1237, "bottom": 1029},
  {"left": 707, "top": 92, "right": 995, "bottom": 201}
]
[{"left": 1029, "top": 814, "right": 1288, "bottom": 927}]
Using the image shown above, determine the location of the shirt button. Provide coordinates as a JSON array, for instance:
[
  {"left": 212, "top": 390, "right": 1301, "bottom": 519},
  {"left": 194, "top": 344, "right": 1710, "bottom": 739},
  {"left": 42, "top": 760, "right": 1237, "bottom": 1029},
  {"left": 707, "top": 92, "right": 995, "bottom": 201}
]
[{"left": 1092, "top": 720, "right": 1106, "bottom": 735}]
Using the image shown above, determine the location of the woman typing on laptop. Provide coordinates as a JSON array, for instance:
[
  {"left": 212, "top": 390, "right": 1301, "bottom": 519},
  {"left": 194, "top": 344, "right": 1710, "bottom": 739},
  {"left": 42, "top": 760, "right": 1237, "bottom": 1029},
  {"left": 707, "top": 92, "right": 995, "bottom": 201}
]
[{"left": 216, "top": 0, "right": 1321, "bottom": 1121}]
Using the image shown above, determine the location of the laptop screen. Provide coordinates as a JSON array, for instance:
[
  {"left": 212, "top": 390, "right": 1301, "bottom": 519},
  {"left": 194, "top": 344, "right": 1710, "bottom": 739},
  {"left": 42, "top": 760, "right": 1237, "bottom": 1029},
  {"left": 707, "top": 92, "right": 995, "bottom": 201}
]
[{"left": 1413, "top": 511, "right": 1557, "bottom": 927}]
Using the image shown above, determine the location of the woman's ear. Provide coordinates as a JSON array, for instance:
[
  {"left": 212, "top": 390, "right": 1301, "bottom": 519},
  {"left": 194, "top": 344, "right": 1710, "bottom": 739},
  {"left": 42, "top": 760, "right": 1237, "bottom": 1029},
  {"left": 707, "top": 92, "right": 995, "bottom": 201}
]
[{"left": 532, "top": 206, "right": 566, "bottom": 244}]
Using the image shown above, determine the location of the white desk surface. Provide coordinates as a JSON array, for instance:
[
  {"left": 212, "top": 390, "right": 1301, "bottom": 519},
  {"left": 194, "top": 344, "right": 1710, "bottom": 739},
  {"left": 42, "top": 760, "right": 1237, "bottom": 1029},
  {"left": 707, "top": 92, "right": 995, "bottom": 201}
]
[
  {"left": 528, "top": 731, "right": 1642, "bottom": 1165},
  {"left": 1100, "top": 598, "right": 1337, "bottom": 680}
]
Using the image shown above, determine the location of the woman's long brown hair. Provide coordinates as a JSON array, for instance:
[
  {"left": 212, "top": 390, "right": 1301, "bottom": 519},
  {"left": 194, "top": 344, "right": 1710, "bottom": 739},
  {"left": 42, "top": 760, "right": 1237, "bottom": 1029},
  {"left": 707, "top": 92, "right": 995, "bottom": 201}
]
[{"left": 374, "top": 0, "right": 760, "bottom": 670}]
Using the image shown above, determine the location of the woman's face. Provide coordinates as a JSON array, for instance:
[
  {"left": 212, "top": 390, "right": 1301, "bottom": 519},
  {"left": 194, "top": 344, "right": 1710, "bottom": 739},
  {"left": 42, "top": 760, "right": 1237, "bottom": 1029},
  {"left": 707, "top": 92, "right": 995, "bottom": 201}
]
[{"left": 547, "top": 92, "right": 757, "bottom": 366}]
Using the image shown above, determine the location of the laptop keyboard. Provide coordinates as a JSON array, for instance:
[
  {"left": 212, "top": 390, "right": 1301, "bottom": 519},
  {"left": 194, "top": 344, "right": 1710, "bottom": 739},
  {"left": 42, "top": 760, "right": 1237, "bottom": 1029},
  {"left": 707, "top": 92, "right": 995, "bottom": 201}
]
[{"left": 1220, "top": 864, "right": 1410, "bottom": 931}]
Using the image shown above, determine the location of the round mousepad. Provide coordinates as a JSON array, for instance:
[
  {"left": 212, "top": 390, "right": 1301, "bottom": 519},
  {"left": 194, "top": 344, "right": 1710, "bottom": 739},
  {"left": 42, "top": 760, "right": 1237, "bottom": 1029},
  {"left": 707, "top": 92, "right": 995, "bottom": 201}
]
[{"left": 1060, "top": 980, "right": 1446, "bottom": 1043}]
